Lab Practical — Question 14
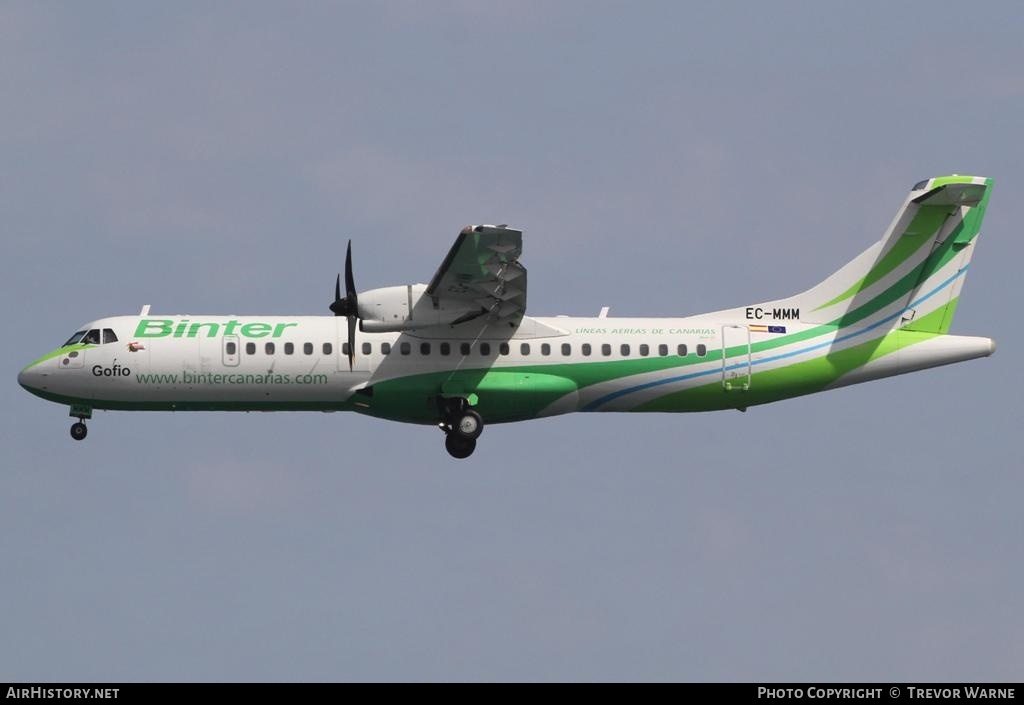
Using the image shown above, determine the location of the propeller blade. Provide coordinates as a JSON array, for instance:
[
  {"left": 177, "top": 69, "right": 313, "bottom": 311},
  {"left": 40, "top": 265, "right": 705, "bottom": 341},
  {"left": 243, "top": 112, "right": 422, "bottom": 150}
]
[
  {"left": 344, "top": 240, "right": 356, "bottom": 300},
  {"left": 330, "top": 274, "right": 343, "bottom": 316},
  {"left": 347, "top": 316, "right": 357, "bottom": 371},
  {"left": 329, "top": 241, "right": 360, "bottom": 357}
]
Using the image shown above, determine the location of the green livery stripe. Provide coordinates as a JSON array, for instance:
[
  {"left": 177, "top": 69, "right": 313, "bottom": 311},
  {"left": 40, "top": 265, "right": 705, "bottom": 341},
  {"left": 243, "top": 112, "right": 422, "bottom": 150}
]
[
  {"left": 581, "top": 261, "right": 970, "bottom": 409},
  {"left": 817, "top": 204, "right": 955, "bottom": 310},
  {"left": 635, "top": 326, "right": 939, "bottom": 412},
  {"left": 831, "top": 187, "right": 985, "bottom": 330},
  {"left": 721, "top": 212, "right": 979, "bottom": 371},
  {"left": 21, "top": 343, "right": 93, "bottom": 372}
]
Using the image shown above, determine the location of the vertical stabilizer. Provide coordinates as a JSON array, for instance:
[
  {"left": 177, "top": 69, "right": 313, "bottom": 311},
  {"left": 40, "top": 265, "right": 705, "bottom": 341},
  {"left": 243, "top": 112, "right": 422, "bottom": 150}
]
[{"left": 748, "top": 176, "right": 991, "bottom": 332}]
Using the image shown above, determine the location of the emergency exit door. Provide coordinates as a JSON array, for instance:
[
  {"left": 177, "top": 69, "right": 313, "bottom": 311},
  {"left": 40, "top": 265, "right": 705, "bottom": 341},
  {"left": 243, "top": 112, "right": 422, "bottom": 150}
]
[{"left": 222, "top": 335, "right": 240, "bottom": 367}]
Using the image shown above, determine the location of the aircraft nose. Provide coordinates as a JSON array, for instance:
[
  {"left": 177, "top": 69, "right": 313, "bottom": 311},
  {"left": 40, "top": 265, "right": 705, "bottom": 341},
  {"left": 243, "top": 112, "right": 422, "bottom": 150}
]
[
  {"left": 18, "top": 365, "right": 34, "bottom": 391},
  {"left": 18, "top": 363, "right": 42, "bottom": 392}
]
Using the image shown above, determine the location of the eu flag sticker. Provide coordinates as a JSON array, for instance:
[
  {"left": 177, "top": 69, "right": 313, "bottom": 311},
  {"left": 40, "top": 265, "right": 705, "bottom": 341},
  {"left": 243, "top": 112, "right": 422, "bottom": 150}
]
[{"left": 768, "top": 325, "right": 787, "bottom": 334}]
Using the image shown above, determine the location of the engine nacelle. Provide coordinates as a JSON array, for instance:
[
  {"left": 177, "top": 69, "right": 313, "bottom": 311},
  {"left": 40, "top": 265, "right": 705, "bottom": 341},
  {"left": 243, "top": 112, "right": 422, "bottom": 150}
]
[{"left": 357, "top": 284, "right": 483, "bottom": 332}]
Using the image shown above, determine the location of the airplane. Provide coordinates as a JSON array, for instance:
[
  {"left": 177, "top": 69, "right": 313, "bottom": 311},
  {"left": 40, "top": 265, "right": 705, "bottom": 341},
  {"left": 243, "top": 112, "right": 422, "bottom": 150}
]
[{"left": 18, "top": 174, "right": 996, "bottom": 459}]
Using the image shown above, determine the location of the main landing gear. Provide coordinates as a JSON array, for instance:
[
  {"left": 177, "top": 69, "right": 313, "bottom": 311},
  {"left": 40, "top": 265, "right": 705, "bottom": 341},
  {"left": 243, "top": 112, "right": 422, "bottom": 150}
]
[
  {"left": 445, "top": 433, "right": 476, "bottom": 459},
  {"left": 438, "top": 397, "right": 484, "bottom": 459},
  {"left": 70, "top": 421, "right": 88, "bottom": 441}
]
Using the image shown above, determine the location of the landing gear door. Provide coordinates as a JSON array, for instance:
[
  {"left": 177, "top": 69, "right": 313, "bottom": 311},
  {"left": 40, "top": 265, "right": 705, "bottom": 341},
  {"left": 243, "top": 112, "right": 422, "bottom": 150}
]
[{"left": 722, "top": 325, "right": 751, "bottom": 392}]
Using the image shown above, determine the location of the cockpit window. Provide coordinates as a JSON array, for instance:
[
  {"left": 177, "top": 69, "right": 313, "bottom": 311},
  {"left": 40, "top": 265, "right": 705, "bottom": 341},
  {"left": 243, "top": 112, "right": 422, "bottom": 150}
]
[
  {"left": 102, "top": 329, "right": 118, "bottom": 344},
  {"left": 63, "top": 331, "right": 87, "bottom": 347},
  {"left": 81, "top": 329, "right": 101, "bottom": 345}
]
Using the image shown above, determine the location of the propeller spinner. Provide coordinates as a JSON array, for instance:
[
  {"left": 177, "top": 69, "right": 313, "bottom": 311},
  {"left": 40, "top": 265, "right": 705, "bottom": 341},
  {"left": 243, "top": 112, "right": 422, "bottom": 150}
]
[{"left": 329, "top": 240, "right": 359, "bottom": 370}]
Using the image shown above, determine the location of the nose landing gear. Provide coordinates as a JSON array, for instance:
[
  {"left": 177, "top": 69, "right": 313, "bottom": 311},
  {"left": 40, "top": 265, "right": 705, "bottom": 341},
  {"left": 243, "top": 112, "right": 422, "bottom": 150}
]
[
  {"left": 438, "top": 397, "right": 484, "bottom": 459},
  {"left": 68, "top": 404, "right": 92, "bottom": 441},
  {"left": 70, "top": 421, "right": 88, "bottom": 441}
]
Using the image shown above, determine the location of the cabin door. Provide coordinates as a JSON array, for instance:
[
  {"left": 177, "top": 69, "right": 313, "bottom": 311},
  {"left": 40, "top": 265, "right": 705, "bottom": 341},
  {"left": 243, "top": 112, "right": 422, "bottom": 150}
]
[{"left": 721, "top": 325, "right": 751, "bottom": 392}]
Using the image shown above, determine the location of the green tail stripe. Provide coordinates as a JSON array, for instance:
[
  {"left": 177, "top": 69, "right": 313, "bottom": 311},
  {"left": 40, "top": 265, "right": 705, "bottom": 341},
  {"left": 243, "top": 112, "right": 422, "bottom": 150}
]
[{"left": 816, "top": 204, "right": 957, "bottom": 311}]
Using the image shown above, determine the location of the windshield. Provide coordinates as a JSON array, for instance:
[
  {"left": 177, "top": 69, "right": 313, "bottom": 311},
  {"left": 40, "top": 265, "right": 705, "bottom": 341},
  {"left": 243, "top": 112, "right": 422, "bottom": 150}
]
[{"left": 63, "top": 330, "right": 87, "bottom": 347}]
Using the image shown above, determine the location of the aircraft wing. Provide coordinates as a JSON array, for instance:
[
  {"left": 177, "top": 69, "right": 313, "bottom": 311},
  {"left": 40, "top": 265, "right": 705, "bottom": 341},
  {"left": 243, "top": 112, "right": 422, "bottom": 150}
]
[{"left": 425, "top": 224, "right": 527, "bottom": 321}]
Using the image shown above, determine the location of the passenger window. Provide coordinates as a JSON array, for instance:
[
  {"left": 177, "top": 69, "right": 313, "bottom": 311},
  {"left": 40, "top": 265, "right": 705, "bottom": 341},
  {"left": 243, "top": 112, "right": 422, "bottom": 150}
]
[
  {"left": 639, "top": 344, "right": 649, "bottom": 357},
  {"left": 323, "top": 343, "right": 332, "bottom": 355},
  {"left": 362, "top": 342, "right": 372, "bottom": 355},
  {"left": 520, "top": 343, "right": 531, "bottom": 355},
  {"left": 561, "top": 343, "right": 571, "bottom": 356},
  {"left": 400, "top": 342, "right": 411, "bottom": 355},
  {"left": 284, "top": 342, "right": 294, "bottom": 355},
  {"left": 82, "top": 329, "right": 101, "bottom": 345},
  {"left": 381, "top": 342, "right": 391, "bottom": 354},
  {"left": 265, "top": 342, "right": 275, "bottom": 355},
  {"left": 541, "top": 343, "right": 551, "bottom": 356},
  {"left": 420, "top": 342, "right": 431, "bottom": 355},
  {"left": 245, "top": 342, "right": 256, "bottom": 355},
  {"left": 677, "top": 344, "right": 688, "bottom": 356},
  {"left": 303, "top": 342, "right": 313, "bottom": 355},
  {"left": 620, "top": 344, "right": 630, "bottom": 356},
  {"left": 582, "top": 343, "right": 591, "bottom": 356},
  {"left": 601, "top": 344, "right": 611, "bottom": 356},
  {"left": 480, "top": 343, "right": 491, "bottom": 356},
  {"left": 226, "top": 342, "right": 237, "bottom": 355},
  {"left": 440, "top": 342, "right": 451, "bottom": 356},
  {"left": 460, "top": 342, "right": 471, "bottom": 355},
  {"left": 102, "top": 329, "right": 118, "bottom": 344},
  {"left": 658, "top": 344, "right": 668, "bottom": 356},
  {"left": 342, "top": 343, "right": 350, "bottom": 355},
  {"left": 499, "top": 343, "right": 509, "bottom": 355},
  {"left": 697, "top": 344, "right": 707, "bottom": 357}
]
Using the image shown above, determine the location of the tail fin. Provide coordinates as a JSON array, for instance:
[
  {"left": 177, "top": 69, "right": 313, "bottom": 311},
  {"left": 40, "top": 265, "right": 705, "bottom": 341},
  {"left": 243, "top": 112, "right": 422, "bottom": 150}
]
[{"left": 756, "top": 175, "right": 992, "bottom": 332}]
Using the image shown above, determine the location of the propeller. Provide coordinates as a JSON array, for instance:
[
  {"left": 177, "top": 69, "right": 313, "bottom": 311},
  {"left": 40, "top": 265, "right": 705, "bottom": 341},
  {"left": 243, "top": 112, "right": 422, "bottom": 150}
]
[{"left": 329, "top": 240, "right": 359, "bottom": 370}]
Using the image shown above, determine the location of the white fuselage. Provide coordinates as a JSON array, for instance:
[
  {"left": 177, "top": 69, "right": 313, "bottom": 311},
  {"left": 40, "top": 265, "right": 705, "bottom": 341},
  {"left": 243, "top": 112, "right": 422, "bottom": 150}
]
[{"left": 20, "top": 312, "right": 994, "bottom": 423}]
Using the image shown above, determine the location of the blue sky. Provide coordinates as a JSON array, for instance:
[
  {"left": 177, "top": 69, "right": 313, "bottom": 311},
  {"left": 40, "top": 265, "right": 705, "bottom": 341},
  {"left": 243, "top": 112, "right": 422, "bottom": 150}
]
[{"left": 2, "top": 1, "right": 1022, "bottom": 681}]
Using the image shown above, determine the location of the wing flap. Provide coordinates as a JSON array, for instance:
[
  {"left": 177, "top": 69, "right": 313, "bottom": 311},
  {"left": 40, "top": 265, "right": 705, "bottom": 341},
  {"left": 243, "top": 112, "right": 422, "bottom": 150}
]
[{"left": 426, "top": 224, "right": 527, "bottom": 321}]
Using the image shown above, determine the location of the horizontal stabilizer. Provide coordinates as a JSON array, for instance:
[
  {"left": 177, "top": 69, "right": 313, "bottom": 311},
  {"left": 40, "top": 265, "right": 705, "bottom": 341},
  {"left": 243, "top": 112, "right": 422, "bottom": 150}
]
[{"left": 912, "top": 182, "right": 986, "bottom": 207}]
